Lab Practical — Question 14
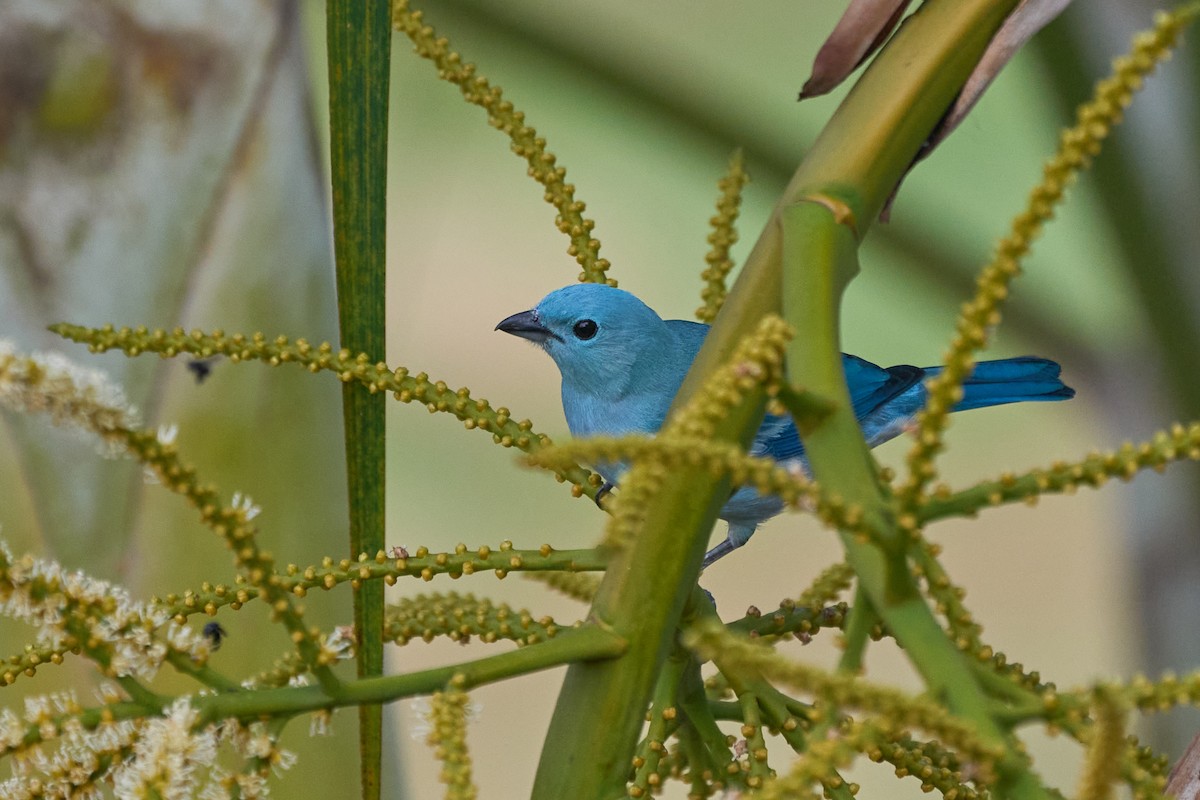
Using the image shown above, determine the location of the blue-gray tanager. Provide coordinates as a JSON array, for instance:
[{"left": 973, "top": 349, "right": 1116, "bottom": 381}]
[{"left": 497, "top": 284, "right": 1074, "bottom": 566}]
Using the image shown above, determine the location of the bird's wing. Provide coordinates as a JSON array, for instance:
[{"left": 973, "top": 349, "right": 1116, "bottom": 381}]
[
  {"left": 751, "top": 355, "right": 927, "bottom": 465},
  {"left": 843, "top": 354, "right": 926, "bottom": 418},
  {"left": 659, "top": 326, "right": 924, "bottom": 461},
  {"left": 664, "top": 319, "right": 806, "bottom": 463},
  {"left": 750, "top": 412, "right": 804, "bottom": 463}
]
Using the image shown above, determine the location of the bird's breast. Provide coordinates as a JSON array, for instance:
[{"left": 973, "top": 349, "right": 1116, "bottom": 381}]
[{"left": 561, "top": 386, "right": 669, "bottom": 439}]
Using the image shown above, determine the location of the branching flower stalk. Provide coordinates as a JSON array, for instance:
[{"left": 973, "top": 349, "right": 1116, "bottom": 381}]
[
  {"left": 0, "top": 643, "right": 72, "bottom": 690},
  {"left": 108, "top": 697, "right": 219, "bottom": 800},
  {"left": 909, "top": 538, "right": 986, "bottom": 656},
  {"left": 0, "top": 339, "right": 340, "bottom": 687},
  {"left": 0, "top": 340, "right": 628, "bottom": 794},
  {"left": 120, "top": 430, "right": 341, "bottom": 689},
  {"left": 0, "top": 543, "right": 210, "bottom": 690},
  {"left": 753, "top": 718, "right": 880, "bottom": 800},
  {"left": 794, "top": 561, "right": 856, "bottom": 612},
  {"left": 528, "top": 433, "right": 888, "bottom": 543},
  {"left": 0, "top": 340, "right": 619, "bottom": 791},
  {"left": 898, "top": 3, "right": 1200, "bottom": 509},
  {"left": 247, "top": 649, "right": 312, "bottom": 691},
  {"left": 49, "top": 324, "right": 603, "bottom": 503},
  {"left": 918, "top": 421, "right": 1200, "bottom": 522},
  {"left": 864, "top": 734, "right": 984, "bottom": 800},
  {"left": 4, "top": 3, "right": 1200, "bottom": 798},
  {"left": 736, "top": 689, "right": 773, "bottom": 789},
  {"left": 0, "top": 624, "right": 627, "bottom": 750},
  {"left": 910, "top": 422, "right": 1192, "bottom": 751},
  {"left": 391, "top": 0, "right": 612, "bottom": 286},
  {"left": 723, "top": 600, "right": 848, "bottom": 641},
  {"left": 629, "top": 653, "right": 688, "bottom": 798},
  {"left": 157, "top": 544, "right": 605, "bottom": 623},
  {"left": 665, "top": 316, "right": 790, "bottom": 442},
  {"left": 683, "top": 620, "right": 1006, "bottom": 774},
  {"left": 0, "top": 340, "right": 139, "bottom": 452},
  {"left": 0, "top": 693, "right": 297, "bottom": 800}
]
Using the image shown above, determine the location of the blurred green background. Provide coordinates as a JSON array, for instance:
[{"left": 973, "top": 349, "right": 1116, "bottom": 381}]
[{"left": 2, "top": 1, "right": 1199, "bottom": 797}]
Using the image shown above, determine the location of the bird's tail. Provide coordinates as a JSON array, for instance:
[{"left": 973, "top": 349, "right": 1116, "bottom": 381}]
[{"left": 925, "top": 356, "right": 1075, "bottom": 412}]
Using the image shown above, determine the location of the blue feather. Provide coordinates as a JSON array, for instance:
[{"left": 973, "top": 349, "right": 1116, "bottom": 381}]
[{"left": 934, "top": 356, "right": 1076, "bottom": 411}]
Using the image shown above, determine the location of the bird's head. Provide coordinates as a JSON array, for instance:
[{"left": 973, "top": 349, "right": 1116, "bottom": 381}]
[{"left": 496, "top": 284, "right": 668, "bottom": 395}]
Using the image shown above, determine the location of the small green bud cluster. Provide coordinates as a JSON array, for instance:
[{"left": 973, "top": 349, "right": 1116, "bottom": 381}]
[
  {"left": 392, "top": 1, "right": 612, "bottom": 287},
  {"left": 697, "top": 149, "right": 750, "bottom": 323}
]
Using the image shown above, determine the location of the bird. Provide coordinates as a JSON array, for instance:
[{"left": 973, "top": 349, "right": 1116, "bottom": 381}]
[{"left": 496, "top": 283, "right": 1074, "bottom": 567}]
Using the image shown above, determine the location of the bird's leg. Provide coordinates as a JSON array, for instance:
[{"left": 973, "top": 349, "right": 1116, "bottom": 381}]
[
  {"left": 701, "top": 540, "right": 735, "bottom": 568},
  {"left": 594, "top": 481, "right": 616, "bottom": 508},
  {"left": 701, "top": 522, "right": 756, "bottom": 568}
]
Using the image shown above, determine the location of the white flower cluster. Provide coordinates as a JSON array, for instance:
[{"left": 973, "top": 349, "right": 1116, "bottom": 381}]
[
  {"left": 0, "top": 541, "right": 212, "bottom": 680},
  {"left": 407, "top": 694, "right": 483, "bottom": 741},
  {"left": 0, "top": 340, "right": 141, "bottom": 456},
  {"left": 1, "top": 694, "right": 138, "bottom": 800},
  {"left": 231, "top": 492, "right": 262, "bottom": 522},
  {"left": 202, "top": 721, "right": 297, "bottom": 799},
  {"left": 111, "top": 698, "right": 218, "bottom": 800},
  {"left": 322, "top": 625, "right": 357, "bottom": 663},
  {"left": 1, "top": 696, "right": 299, "bottom": 798}
]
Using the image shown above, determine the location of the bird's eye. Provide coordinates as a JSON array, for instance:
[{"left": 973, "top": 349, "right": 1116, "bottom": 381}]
[{"left": 572, "top": 319, "right": 598, "bottom": 340}]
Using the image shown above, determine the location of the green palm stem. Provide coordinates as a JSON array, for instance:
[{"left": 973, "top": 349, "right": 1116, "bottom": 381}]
[
  {"left": 781, "top": 200, "right": 1047, "bottom": 798},
  {"left": 326, "top": 3, "right": 391, "bottom": 798},
  {"left": 676, "top": 652, "right": 736, "bottom": 768},
  {"left": 531, "top": 433, "right": 751, "bottom": 798},
  {"left": 837, "top": 585, "right": 877, "bottom": 674},
  {"left": 189, "top": 626, "right": 625, "bottom": 723}
]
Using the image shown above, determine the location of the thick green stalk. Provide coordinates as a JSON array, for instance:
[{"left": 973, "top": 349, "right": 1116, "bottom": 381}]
[
  {"left": 761, "top": 4, "right": 1064, "bottom": 796},
  {"left": 838, "top": 585, "right": 876, "bottom": 673},
  {"left": 530, "top": 434, "right": 749, "bottom": 797},
  {"left": 759, "top": 1, "right": 1052, "bottom": 795},
  {"left": 326, "top": 3, "right": 391, "bottom": 799},
  {"left": 781, "top": 203, "right": 1048, "bottom": 798}
]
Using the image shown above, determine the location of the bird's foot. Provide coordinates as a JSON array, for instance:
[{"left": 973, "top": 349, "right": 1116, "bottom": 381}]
[{"left": 594, "top": 481, "right": 616, "bottom": 508}]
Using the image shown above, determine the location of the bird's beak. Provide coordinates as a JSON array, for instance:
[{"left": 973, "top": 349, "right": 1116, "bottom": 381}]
[{"left": 495, "top": 309, "right": 558, "bottom": 343}]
